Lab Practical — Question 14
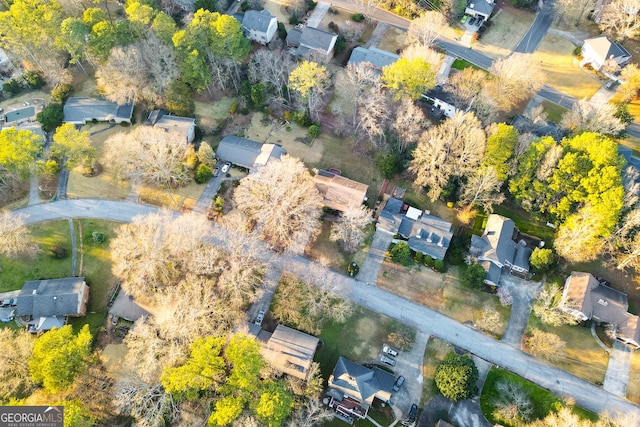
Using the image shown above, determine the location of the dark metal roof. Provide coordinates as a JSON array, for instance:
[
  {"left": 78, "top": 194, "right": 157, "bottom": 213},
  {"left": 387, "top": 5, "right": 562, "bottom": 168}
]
[{"left": 16, "top": 277, "right": 87, "bottom": 318}]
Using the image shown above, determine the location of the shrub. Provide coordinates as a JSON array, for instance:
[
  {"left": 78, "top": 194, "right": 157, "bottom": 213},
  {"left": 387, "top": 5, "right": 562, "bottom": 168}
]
[
  {"left": 308, "top": 124, "right": 320, "bottom": 138},
  {"left": 39, "top": 159, "right": 60, "bottom": 177},
  {"left": 49, "top": 244, "right": 67, "bottom": 259},
  {"left": 195, "top": 164, "right": 213, "bottom": 183},
  {"left": 277, "top": 22, "right": 287, "bottom": 40},
  {"left": 289, "top": 16, "right": 299, "bottom": 25},
  {"left": 328, "top": 21, "right": 339, "bottom": 32},
  {"left": 2, "top": 79, "right": 23, "bottom": 96},
  {"left": 423, "top": 254, "right": 434, "bottom": 267},
  {"left": 23, "top": 71, "right": 45, "bottom": 89},
  {"left": 414, "top": 252, "right": 423, "bottom": 264},
  {"left": 291, "top": 111, "right": 312, "bottom": 127},
  {"left": 36, "top": 103, "right": 64, "bottom": 133},
  {"left": 529, "top": 248, "right": 554, "bottom": 273},
  {"left": 240, "top": 0, "right": 249, "bottom": 11},
  {"left": 434, "top": 353, "right": 479, "bottom": 401},
  {"left": 334, "top": 34, "right": 347, "bottom": 54},
  {"left": 461, "top": 263, "right": 486, "bottom": 288},
  {"left": 447, "top": 201, "right": 454, "bottom": 208},
  {"left": 375, "top": 152, "right": 403, "bottom": 178},
  {"left": 389, "top": 242, "right": 412, "bottom": 266},
  {"left": 351, "top": 12, "right": 365, "bottom": 21},
  {"left": 51, "top": 84, "right": 73, "bottom": 103},
  {"left": 433, "top": 259, "right": 445, "bottom": 272},
  {"left": 446, "top": 246, "right": 464, "bottom": 265},
  {"left": 91, "top": 231, "right": 107, "bottom": 244},
  {"left": 347, "top": 262, "right": 359, "bottom": 277}
]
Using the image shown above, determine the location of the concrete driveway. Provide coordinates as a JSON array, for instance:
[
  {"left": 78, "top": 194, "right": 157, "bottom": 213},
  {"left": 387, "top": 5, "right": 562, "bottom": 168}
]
[
  {"left": 389, "top": 331, "right": 429, "bottom": 420},
  {"left": 356, "top": 229, "right": 393, "bottom": 285},
  {"left": 500, "top": 275, "right": 542, "bottom": 348}
]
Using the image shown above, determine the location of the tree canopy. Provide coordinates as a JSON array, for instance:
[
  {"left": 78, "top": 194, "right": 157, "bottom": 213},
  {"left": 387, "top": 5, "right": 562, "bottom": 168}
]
[
  {"left": 434, "top": 353, "right": 479, "bottom": 401},
  {"left": 0, "top": 128, "right": 42, "bottom": 178},
  {"left": 382, "top": 57, "right": 436, "bottom": 100}
]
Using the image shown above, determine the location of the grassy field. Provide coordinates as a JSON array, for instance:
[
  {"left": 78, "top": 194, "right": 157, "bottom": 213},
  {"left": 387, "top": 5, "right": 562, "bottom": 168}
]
[
  {"left": 480, "top": 368, "right": 598, "bottom": 426},
  {"left": 67, "top": 124, "right": 131, "bottom": 200},
  {"left": 541, "top": 100, "right": 568, "bottom": 123},
  {"left": 139, "top": 179, "right": 206, "bottom": 211},
  {"left": 421, "top": 337, "right": 454, "bottom": 405},
  {"left": 492, "top": 202, "right": 555, "bottom": 244},
  {"left": 475, "top": 2, "right": 535, "bottom": 58},
  {"left": 378, "top": 27, "right": 408, "bottom": 54},
  {"left": 451, "top": 58, "right": 483, "bottom": 70},
  {"left": 531, "top": 35, "right": 602, "bottom": 100},
  {"left": 195, "top": 96, "right": 236, "bottom": 132},
  {"left": 526, "top": 315, "right": 609, "bottom": 385},
  {"left": 627, "top": 350, "right": 640, "bottom": 404}
]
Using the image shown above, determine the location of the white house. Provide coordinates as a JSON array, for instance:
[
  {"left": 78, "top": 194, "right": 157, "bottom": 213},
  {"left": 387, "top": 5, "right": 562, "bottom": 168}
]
[
  {"left": 465, "top": 0, "right": 495, "bottom": 21},
  {"left": 242, "top": 10, "right": 278, "bottom": 44},
  {"left": 422, "top": 87, "right": 460, "bottom": 119},
  {"left": 581, "top": 36, "right": 631, "bottom": 71}
]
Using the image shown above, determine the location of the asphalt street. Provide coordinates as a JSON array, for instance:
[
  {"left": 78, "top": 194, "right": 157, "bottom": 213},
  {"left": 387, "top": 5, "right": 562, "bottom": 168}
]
[
  {"left": 513, "top": 5, "right": 554, "bottom": 54},
  {"left": 12, "top": 199, "right": 640, "bottom": 419}
]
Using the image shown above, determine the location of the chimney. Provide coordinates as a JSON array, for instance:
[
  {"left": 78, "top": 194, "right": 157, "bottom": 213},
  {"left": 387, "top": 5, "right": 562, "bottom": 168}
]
[{"left": 32, "top": 289, "right": 37, "bottom": 295}]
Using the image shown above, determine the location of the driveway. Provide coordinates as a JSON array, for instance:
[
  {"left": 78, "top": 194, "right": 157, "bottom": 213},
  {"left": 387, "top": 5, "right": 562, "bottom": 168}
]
[
  {"left": 499, "top": 276, "right": 542, "bottom": 348},
  {"left": 356, "top": 229, "right": 393, "bottom": 285},
  {"left": 389, "top": 331, "right": 429, "bottom": 420},
  {"left": 193, "top": 173, "right": 226, "bottom": 214},
  {"left": 603, "top": 340, "right": 633, "bottom": 397}
]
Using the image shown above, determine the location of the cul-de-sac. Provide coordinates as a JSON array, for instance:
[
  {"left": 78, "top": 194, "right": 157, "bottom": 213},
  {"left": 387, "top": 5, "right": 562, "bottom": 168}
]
[{"left": 1, "top": 0, "right": 640, "bottom": 425}]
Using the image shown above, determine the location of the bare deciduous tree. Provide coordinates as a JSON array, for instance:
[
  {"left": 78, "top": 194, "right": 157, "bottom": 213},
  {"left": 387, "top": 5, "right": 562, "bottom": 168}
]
[
  {"left": 392, "top": 98, "right": 429, "bottom": 153},
  {"left": 599, "top": 0, "right": 640, "bottom": 41},
  {"left": 105, "top": 126, "right": 193, "bottom": 187},
  {"left": 559, "top": 99, "right": 625, "bottom": 136},
  {"left": 492, "top": 380, "right": 534, "bottom": 424},
  {"left": 0, "top": 329, "right": 34, "bottom": 400},
  {"left": 477, "top": 306, "right": 501, "bottom": 333},
  {"left": 535, "top": 144, "right": 563, "bottom": 181},
  {"left": 526, "top": 329, "right": 566, "bottom": 362},
  {"left": 555, "top": 206, "right": 608, "bottom": 263},
  {"left": 532, "top": 283, "right": 580, "bottom": 326},
  {"left": 234, "top": 155, "right": 323, "bottom": 253},
  {"left": 619, "top": 63, "right": 640, "bottom": 102},
  {"left": 445, "top": 68, "right": 485, "bottom": 110},
  {"left": 286, "top": 398, "right": 333, "bottom": 427},
  {"left": 407, "top": 12, "right": 447, "bottom": 47},
  {"left": 97, "top": 44, "right": 151, "bottom": 105},
  {"left": 140, "top": 35, "right": 180, "bottom": 103},
  {"left": 0, "top": 212, "right": 38, "bottom": 258},
  {"left": 330, "top": 205, "right": 372, "bottom": 253},
  {"left": 331, "top": 63, "right": 382, "bottom": 137},
  {"left": 114, "top": 375, "right": 179, "bottom": 427},
  {"left": 487, "top": 54, "right": 543, "bottom": 112},
  {"left": 460, "top": 166, "right": 505, "bottom": 213},
  {"left": 497, "top": 286, "right": 513, "bottom": 306},
  {"left": 248, "top": 48, "right": 295, "bottom": 104}
]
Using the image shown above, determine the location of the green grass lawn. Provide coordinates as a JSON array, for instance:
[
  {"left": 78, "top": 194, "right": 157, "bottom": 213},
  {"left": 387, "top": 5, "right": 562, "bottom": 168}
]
[
  {"left": 421, "top": 337, "right": 454, "bottom": 406},
  {"left": 541, "top": 100, "right": 567, "bottom": 124},
  {"left": 492, "top": 202, "right": 555, "bottom": 244},
  {"left": 451, "top": 59, "right": 483, "bottom": 70},
  {"left": 481, "top": 367, "right": 598, "bottom": 426}
]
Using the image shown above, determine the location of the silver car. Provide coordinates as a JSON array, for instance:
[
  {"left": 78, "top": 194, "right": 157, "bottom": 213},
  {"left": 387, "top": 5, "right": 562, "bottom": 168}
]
[
  {"left": 381, "top": 355, "right": 396, "bottom": 366},
  {"left": 254, "top": 310, "right": 265, "bottom": 326}
]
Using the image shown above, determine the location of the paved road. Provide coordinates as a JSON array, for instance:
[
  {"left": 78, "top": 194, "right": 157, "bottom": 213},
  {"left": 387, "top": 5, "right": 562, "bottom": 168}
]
[
  {"left": 11, "top": 199, "right": 640, "bottom": 418},
  {"left": 513, "top": 4, "right": 554, "bottom": 54}
]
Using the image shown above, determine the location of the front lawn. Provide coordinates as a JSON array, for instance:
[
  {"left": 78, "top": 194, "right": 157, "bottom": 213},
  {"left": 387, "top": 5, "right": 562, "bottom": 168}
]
[
  {"left": 475, "top": 1, "right": 535, "bottom": 58},
  {"left": 421, "top": 337, "right": 454, "bottom": 405},
  {"left": 139, "top": 180, "right": 206, "bottom": 211},
  {"left": 541, "top": 100, "right": 568, "bottom": 123},
  {"left": 627, "top": 350, "right": 640, "bottom": 404},
  {"left": 305, "top": 221, "right": 374, "bottom": 273}
]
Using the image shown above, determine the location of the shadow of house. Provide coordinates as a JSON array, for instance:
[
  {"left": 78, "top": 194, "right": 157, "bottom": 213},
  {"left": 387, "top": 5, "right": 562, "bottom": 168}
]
[
  {"left": 63, "top": 97, "right": 133, "bottom": 125},
  {"left": 313, "top": 169, "right": 369, "bottom": 212},
  {"left": 377, "top": 197, "right": 453, "bottom": 260},
  {"left": 216, "top": 135, "right": 286, "bottom": 172},
  {"left": 15, "top": 277, "right": 89, "bottom": 333},
  {"left": 469, "top": 214, "right": 532, "bottom": 287},
  {"left": 560, "top": 272, "right": 640, "bottom": 348},
  {"left": 327, "top": 357, "right": 395, "bottom": 421},
  {"left": 145, "top": 109, "right": 196, "bottom": 144},
  {"left": 258, "top": 324, "right": 319, "bottom": 380},
  {"left": 109, "top": 291, "right": 150, "bottom": 323}
]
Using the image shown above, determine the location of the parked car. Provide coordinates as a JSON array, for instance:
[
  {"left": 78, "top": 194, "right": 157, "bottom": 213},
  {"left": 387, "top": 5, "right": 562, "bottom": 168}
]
[
  {"left": 400, "top": 404, "right": 418, "bottom": 425},
  {"left": 383, "top": 345, "right": 399, "bottom": 357},
  {"left": 213, "top": 166, "right": 220, "bottom": 177},
  {"left": 380, "top": 355, "right": 396, "bottom": 366},
  {"left": 468, "top": 16, "right": 476, "bottom": 26},
  {"left": 254, "top": 310, "right": 265, "bottom": 326},
  {"left": 460, "top": 15, "right": 468, "bottom": 23},
  {"left": 604, "top": 80, "right": 615, "bottom": 90},
  {"left": 221, "top": 162, "right": 231, "bottom": 174},
  {"left": 393, "top": 375, "right": 405, "bottom": 392}
]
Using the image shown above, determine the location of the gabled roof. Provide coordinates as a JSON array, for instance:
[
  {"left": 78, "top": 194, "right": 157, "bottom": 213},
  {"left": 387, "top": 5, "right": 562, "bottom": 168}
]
[
  {"left": 329, "top": 357, "right": 395, "bottom": 408},
  {"left": 313, "top": 170, "right": 369, "bottom": 211},
  {"left": 470, "top": 214, "right": 517, "bottom": 267},
  {"left": 216, "top": 135, "right": 286, "bottom": 169},
  {"left": 35, "top": 316, "right": 65, "bottom": 331},
  {"left": 16, "top": 277, "right": 87, "bottom": 318},
  {"left": 466, "top": 0, "right": 495, "bottom": 15},
  {"left": 583, "top": 36, "right": 631, "bottom": 62},
  {"left": 300, "top": 27, "right": 337, "bottom": 51},
  {"left": 406, "top": 214, "right": 454, "bottom": 260},
  {"left": 377, "top": 209, "right": 402, "bottom": 234},
  {"left": 348, "top": 47, "right": 399, "bottom": 71},
  {"left": 481, "top": 260, "right": 502, "bottom": 287},
  {"left": 146, "top": 109, "right": 195, "bottom": 142},
  {"left": 242, "top": 9, "right": 276, "bottom": 32},
  {"left": 63, "top": 97, "right": 133, "bottom": 124},
  {"left": 260, "top": 324, "right": 319, "bottom": 380},
  {"left": 562, "top": 272, "right": 599, "bottom": 317},
  {"left": 514, "top": 242, "right": 532, "bottom": 271},
  {"left": 423, "top": 86, "right": 458, "bottom": 108}
]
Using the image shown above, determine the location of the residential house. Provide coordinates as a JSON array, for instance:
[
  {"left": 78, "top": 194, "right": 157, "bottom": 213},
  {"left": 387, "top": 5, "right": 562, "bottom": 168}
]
[
  {"left": 109, "top": 290, "right": 150, "bottom": 323},
  {"left": 581, "top": 36, "right": 631, "bottom": 71},
  {"left": 560, "top": 272, "right": 640, "bottom": 348},
  {"left": 377, "top": 197, "right": 453, "bottom": 260},
  {"left": 63, "top": 97, "right": 134, "bottom": 125},
  {"left": 259, "top": 324, "right": 319, "bottom": 380},
  {"left": 216, "top": 135, "right": 286, "bottom": 171},
  {"left": 422, "top": 86, "right": 461, "bottom": 119},
  {"left": 15, "top": 277, "right": 89, "bottom": 333},
  {"left": 286, "top": 26, "right": 338, "bottom": 59},
  {"left": 145, "top": 109, "right": 196, "bottom": 143},
  {"left": 327, "top": 357, "right": 395, "bottom": 420},
  {"left": 469, "top": 214, "right": 532, "bottom": 286},
  {"left": 0, "top": 48, "right": 14, "bottom": 74},
  {"left": 348, "top": 47, "right": 399, "bottom": 74},
  {"left": 465, "top": 0, "right": 495, "bottom": 21},
  {"left": 241, "top": 10, "right": 278, "bottom": 44},
  {"left": 313, "top": 169, "right": 369, "bottom": 211}
]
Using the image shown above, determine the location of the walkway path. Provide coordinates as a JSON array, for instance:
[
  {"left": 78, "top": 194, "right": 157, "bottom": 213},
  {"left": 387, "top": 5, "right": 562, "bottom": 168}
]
[
  {"left": 365, "top": 22, "right": 390, "bottom": 48},
  {"left": 306, "top": 2, "right": 331, "bottom": 28},
  {"left": 603, "top": 340, "right": 633, "bottom": 397}
]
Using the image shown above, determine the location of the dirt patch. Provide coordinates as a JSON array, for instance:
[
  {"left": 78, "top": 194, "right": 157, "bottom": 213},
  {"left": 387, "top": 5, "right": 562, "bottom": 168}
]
[
  {"left": 0, "top": 181, "right": 28, "bottom": 209},
  {"left": 474, "top": 0, "right": 535, "bottom": 58},
  {"left": 263, "top": 0, "right": 293, "bottom": 29},
  {"left": 378, "top": 27, "right": 408, "bottom": 54},
  {"left": 102, "top": 343, "right": 129, "bottom": 377},
  {"left": 531, "top": 34, "right": 602, "bottom": 99}
]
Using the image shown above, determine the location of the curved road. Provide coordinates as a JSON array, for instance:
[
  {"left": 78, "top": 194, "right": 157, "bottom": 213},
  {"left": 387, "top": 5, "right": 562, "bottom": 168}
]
[{"left": 11, "top": 198, "right": 640, "bottom": 419}]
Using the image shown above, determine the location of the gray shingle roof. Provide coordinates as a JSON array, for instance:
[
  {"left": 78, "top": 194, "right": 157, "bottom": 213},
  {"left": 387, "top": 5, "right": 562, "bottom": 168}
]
[
  {"left": 466, "top": 0, "right": 495, "bottom": 16},
  {"left": 329, "top": 357, "right": 395, "bottom": 408},
  {"left": 63, "top": 97, "right": 133, "bottom": 124},
  {"left": 470, "top": 214, "right": 517, "bottom": 267},
  {"left": 513, "top": 242, "right": 532, "bottom": 271},
  {"left": 584, "top": 36, "right": 631, "bottom": 63},
  {"left": 406, "top": 214, "right": 454, "bottom": 260},
  {"left": 348, "top": 47, "right": 399, "bottom": 71},
  {"left": 300, "top": 26, "right": 336, "bottom": 51},
  {"left": 16, "top": 277, "right": 87, "bottom": 318},
  {"left": 261, "top": 324, "right": 319, "bottom": 380},
  {"left": 242, "top": 10, "right": 276, "bottom": 33},
  {"left": 216, "top": 135, "right": 286, "bottom": 169}
]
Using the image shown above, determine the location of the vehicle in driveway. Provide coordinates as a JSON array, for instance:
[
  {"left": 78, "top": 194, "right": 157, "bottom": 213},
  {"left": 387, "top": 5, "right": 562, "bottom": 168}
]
[
  {"left": 401, "top": 404, "right": 418, "bottom": 425},
  {"left": 380, "top": 355, "right": 396, "bottom": 366},
  {"left": 383, "top": 345, "right": 399, "bottom": 357},
  {"left": 221, "top": 162, "right": 231, "bottom": 174},
  {"left": 468, "top": 16, "right": 476, "bottom": 26},
  {"left": 213, "top": 166, "right": 220, "bottom": 177},
  {"left": 393, "top": 375, "right": 405, "bottom": 392},
  {"left": 255, "top": 310, "right": 265, "bottom": 326}
]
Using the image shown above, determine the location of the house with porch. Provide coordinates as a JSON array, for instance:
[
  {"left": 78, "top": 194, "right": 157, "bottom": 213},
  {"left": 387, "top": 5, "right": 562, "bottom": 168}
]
[
  {"left": 63, "top": 97, "right": 133, "bottom": 125},
  {"left": 313, "top": 169, "right": 369, "bottom": 212},
  {"left": 469, "top": 214, "right": 532, "bottom": 286},
  {"left": 286, "top": 26, "right": 338, "bottom": 60},
  {"left": 240, "top": 10, "right": 278, "bottom": 44},
  {"left": 560, "top": 272, "right": 640, "bottom": 348},
  {"left": 581, "top": 36, "right": 631, "bottom": 71},
  {"left": 258, "top": 324, "right": 319, "bottom": 380},
  {"left": 216, "top": 135, "right": 286, "bottom": 171},
  {"left": 145, "top": 109, "right": 196, "bottom": 143},
  {"left": 465, "top": 0, "right": 495, "bottom": 22},
  {"left": 15, "top": 277, "right": 89, "bottom": 333},
  {"left": 377, "top": 197, "right": 453, "bottom": 260},
  {"left": 327, "top": 357, "right": 395, "bottom": 421}
]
